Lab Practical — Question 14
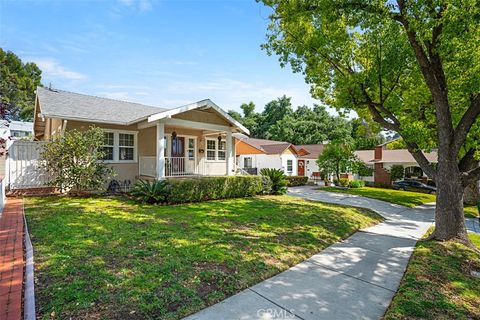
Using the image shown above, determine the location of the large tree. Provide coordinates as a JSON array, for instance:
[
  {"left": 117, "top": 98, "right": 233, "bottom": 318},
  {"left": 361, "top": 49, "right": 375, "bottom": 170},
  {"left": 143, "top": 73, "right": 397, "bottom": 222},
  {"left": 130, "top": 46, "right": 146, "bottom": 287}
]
[
  {"left": 0, "top": 48, "right": 42, "bottom": 120},
  {"left": 268, "top": 104, "right": 352, "bottom": 144},
  {"left": 261, "top": 0, "right": 480, "bottom": 242}
]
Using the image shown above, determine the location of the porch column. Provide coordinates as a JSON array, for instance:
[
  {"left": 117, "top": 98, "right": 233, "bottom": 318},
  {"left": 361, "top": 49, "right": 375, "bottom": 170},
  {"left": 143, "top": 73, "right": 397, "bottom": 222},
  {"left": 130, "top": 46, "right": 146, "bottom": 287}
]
[
  {"left": 156, "top": 121, "right": 165, "bottom": 179},
  {"left": 226, "top": 130, "right": 233, "bottom": 176}
]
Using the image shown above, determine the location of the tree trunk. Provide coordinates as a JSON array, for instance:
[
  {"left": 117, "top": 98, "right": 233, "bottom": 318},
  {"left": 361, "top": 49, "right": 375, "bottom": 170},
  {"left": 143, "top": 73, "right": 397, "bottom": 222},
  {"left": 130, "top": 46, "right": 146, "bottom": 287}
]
[{"left": 434, "top": 158, "right": 468, "bottom": 240}]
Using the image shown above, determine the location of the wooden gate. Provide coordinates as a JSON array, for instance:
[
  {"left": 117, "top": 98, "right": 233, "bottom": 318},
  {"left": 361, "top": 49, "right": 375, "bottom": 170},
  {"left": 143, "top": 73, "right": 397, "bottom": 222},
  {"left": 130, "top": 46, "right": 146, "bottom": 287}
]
[{"left": 6, "top": 141, "right": 50, "bottom": 189}]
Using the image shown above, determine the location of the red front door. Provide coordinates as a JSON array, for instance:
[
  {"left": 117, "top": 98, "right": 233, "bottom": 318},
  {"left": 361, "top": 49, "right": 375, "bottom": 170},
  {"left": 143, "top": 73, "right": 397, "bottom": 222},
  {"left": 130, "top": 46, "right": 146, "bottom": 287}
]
[{"left": 298, "top": 160, "right": 305, "bottom": 176}]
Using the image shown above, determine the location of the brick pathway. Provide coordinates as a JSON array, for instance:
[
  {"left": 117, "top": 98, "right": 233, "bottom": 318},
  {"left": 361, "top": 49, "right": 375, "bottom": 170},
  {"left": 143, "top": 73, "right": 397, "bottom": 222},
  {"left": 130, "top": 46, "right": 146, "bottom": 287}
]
[{"left": 0, "top": 198, "right": 24, "bottom": 320}]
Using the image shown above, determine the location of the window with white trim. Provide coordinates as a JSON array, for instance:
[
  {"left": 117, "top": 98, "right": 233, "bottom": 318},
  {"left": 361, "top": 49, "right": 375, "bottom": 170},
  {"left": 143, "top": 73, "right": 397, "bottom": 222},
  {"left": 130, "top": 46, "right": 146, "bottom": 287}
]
[
  {"left": 206, "top": 138, "right": 226, "bottom": 161},
  {"left": 188, "top": 138, "right": 195, "bottom": 160},
  {"left": 287, "top": 159, "right": 293, "bottom": 172},
  {"left": 206, "top": 139, "right": 216, "bottom": 160},
  {"left": 218, "top": 140, "right": 226, "bottom": 160},
  {"left": 244, "top": 157, "right": 252, "bottom": 169},
  {"left": 101, "top": 131, "right": 137, "bottom": 162},
  {"left": 101, "top": 132, "right": 114, "bottom": 161},
  {"left": 119, "top": 133, "right": 134, "bottom": 160}
]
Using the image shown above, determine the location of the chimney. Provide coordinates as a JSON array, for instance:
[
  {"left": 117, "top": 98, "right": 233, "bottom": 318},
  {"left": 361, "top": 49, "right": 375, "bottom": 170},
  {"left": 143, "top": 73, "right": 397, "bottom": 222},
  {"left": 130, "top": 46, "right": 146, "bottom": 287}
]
[{"left": 374, "top": 145, "right": 383, "bottom": 160}]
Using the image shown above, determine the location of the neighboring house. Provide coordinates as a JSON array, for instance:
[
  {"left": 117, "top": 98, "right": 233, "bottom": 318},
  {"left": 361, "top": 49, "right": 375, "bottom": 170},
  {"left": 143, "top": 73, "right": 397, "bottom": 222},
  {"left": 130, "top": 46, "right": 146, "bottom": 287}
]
[
  {"left": 235, "top": 137, "right": 298, "bottom": 176},
  {"left": 33, "top": 87, "right": 249, "bottom": 183},
  {"left": 295, "top": 144, "right": 325, "bottom": 179},
  {"left": 354, "top": 144, "right": 438, "bottom": 184},
  {"left": 9, "top": 121, "right": 33, "bottom": 139}
]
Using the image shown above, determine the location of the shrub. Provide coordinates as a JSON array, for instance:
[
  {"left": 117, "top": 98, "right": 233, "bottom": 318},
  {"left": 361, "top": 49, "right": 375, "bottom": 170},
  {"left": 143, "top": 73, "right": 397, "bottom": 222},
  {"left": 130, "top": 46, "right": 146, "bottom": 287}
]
[
  {"left": 166, "top": 175, "right": 262, "bottom": 204},
  {"left": 261, "top": 175, "right": 273, "bottom": 194},
  {"left": 40, "top": 127, "right": 115, "bottom": 194},
  {"left": 130, "top": 180, "right": 170, "bottom": 204},
  {"left": 286, "top": 176, "right": 309, "bottom": 187},
  {"left": 338, "top": 178, "right": 349, "bottom": 187},
  {"left": 389, "top": 165, "right": 405, "bottom": 181},
  {"left": 260, "top": 168, "right": 288, "bottom": 195},
  {"left": 348, "top": 179, "right": 365, "bottom": 188}
]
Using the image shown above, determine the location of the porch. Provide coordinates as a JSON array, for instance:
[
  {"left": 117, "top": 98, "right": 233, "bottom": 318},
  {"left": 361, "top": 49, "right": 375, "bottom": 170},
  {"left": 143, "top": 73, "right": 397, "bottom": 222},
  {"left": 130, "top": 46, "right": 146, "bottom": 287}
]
[{"left": 137, "top": 115, "right": 236, "bottom": 179}]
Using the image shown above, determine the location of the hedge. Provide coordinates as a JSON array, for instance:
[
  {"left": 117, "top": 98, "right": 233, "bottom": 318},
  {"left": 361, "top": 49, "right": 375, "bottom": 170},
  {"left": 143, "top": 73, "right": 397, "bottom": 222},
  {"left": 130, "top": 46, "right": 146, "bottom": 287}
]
[
  {"left": 166, "top": 175, "right": 263, "bottom": 204},
  {"left": 286, "top": 176, "right": 309, "bottom": 187}
]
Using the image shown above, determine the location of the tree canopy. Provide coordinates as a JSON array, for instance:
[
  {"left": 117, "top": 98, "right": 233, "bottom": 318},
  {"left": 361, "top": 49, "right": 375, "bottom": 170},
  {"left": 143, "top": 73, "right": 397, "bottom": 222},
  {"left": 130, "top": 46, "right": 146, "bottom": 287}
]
[
  {"left": 0, "top": 48, "right": 42, "bottom": 121},
  {"left": 228, "top": 96, "right": 382, "bottom": 146},
  {"left": 260, "top": 0, "right": 480, "bottom": 241}
]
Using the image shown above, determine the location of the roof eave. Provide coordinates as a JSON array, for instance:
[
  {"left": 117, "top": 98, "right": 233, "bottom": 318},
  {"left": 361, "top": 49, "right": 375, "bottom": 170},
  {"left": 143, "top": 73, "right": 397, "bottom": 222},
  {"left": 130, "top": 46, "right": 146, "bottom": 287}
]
[{"left": 147, "top": 99, "right": 250, "bottom": 135}]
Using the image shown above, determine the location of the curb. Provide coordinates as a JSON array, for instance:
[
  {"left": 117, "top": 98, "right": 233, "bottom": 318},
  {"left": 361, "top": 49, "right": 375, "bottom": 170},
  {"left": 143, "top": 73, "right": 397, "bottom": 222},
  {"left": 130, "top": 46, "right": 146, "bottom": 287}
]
[{"left": 23, "top": 202, "right": 36, "bottom": 320}]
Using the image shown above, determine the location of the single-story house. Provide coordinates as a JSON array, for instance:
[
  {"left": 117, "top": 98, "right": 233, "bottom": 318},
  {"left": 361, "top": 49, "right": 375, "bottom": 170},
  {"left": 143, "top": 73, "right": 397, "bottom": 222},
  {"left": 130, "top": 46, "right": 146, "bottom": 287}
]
[
  {"left": 354, "top": 144, "right": 438, "bottom": 184},
  {"left": 33, "top": 87, "right": 249, "bottom": 183},
  {"left": 235, "top": 137, "right": 299, "bottom": 176},
  {"left": 295, "top": 144, "right": 325, "bottom": 179}
]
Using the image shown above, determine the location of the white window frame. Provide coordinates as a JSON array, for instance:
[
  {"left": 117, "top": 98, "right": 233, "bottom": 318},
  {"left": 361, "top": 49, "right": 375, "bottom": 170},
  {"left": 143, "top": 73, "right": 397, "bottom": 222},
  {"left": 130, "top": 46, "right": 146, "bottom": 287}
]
[
  {"left": 286, "top": 159, "right": 293, "bottom": 173},
  {"left": 244, "top": 157, "right": 252, "bottom": 169},
  {"left": 101, "top": 129, "right": 138, "bottom": 164},
  {"left": 205, "top": 138, "right": 226, "bottom": 162},
  {"left": 101, "top": 132, "right": 115, "bottom": 161}
]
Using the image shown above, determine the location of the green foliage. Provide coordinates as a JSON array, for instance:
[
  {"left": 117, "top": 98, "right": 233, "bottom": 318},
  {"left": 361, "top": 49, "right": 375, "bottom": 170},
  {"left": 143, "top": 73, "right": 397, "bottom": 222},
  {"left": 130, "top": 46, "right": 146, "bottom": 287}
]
[
  {"left": 0, "top": 48, "right": 42, "bottom": 120},
  {"left": 166, "top": 176, "right": 262, "bottom": 204},
  {"left": 260, "top": 168, "right": 288, "bottom": 195},
  {"left": 261, "top": 175, "right": 273, "bottom": 194},
  {"left": 353, "top": 161, "right": 374, "bottom": 177},
  {"left": 40, "top": 127, "right": 115, "bottom": 194},
  {"left": 338, "top": 178, "right": 349, "bottom": 187},
  {"left": 348, "top": 179, "right": 365, "bottom": 189},
  {"left": 286, "top": 176, "right": 308, "bottom": 187},
  {"left": 351, "top": 118, "right": 385, "bottom": 150},
  {"left": 389, "top": 165, "right": 405, "bottom": 182},
  {"left": 130, "top": 180, "right": 170, "bottom": 204},
  {"left": 386, "top": 139, "right": 407, "bottom": 150},
  {"left": 228, "top": 97, "right": 354, "bottom": 144},
  {"left": 316, "top": 142, "right": 358, "bottom": 181}
]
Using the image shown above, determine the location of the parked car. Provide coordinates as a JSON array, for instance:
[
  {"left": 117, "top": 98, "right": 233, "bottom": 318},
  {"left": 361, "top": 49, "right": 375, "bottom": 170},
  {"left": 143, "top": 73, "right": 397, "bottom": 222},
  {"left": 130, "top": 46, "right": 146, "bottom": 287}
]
[{"left": 392, "top": 180, "right": 437, "bottom": 194}]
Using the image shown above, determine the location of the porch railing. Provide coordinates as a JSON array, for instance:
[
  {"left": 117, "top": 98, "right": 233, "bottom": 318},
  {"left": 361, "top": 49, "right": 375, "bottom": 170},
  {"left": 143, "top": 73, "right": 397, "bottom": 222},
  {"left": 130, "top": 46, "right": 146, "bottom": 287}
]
[{"left": 140, "top": 156, "right": 224, "bottom": 178}]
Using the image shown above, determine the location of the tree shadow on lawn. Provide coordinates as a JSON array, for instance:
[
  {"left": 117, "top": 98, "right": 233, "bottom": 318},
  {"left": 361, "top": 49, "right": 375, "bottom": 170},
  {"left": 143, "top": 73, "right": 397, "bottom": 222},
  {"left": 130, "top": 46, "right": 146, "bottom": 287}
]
[{"left": 26, "top": 195, "right": 382, "bottom": 320}]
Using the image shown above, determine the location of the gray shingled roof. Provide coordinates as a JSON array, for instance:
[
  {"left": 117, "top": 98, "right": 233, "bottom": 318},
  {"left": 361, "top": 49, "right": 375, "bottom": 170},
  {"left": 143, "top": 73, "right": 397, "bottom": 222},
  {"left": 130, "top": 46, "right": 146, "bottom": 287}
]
[{"left": 37, "top": 87, "right": 168, "bottom": 125}]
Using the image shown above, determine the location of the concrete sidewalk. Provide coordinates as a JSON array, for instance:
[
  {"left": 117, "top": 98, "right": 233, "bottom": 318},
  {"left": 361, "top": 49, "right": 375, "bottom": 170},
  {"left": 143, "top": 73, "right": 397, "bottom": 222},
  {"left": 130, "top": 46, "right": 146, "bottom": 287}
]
[{"left": 185, "top": 186, "right": 434, "bottom": 320}]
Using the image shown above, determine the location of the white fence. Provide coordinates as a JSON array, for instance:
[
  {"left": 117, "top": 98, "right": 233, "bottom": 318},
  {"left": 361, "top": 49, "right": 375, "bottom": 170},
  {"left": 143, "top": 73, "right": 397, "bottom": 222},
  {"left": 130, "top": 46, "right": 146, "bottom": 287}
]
[{"left": 6, "top": 141, "right": 50, "bottom": 189}]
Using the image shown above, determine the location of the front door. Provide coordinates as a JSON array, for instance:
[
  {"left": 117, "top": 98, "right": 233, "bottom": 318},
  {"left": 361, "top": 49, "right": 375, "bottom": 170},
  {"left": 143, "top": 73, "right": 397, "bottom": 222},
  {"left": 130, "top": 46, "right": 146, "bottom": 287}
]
[
  {"left": 298, "top": 160, "right": 305, "bottom": 176},
  {"left": 171, "top": 136, "right": 185, "bottom": 175}
]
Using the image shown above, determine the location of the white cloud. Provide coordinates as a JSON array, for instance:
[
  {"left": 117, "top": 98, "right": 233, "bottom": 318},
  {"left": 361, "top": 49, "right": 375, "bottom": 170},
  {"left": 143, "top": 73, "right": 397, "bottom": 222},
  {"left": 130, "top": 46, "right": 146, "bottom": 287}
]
[{"left": 31, "top": 58, "right": 87, "bottom": 80}]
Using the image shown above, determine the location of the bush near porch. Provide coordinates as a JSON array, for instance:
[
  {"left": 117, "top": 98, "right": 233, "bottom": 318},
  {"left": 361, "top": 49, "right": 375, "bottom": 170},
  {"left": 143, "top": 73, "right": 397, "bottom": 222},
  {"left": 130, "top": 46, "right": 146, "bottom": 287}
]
[
  {"left": 286, "top": 176, "right": 309, "bottom": 187},
  {"left": 131, "top": 176, "right": 263, "bottom": 205},
  {"left": 167, "top": 176, "right": 263, "bottom": 204},
  {"left": 26, "top": 195, "right": 382, "bottom": 319}
]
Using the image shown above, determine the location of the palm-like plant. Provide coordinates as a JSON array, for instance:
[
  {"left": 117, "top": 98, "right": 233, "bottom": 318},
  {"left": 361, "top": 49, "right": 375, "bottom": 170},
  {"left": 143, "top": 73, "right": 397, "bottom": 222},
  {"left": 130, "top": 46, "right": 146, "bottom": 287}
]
[
  {"left": 130, "top": 180, "right": 170, "bottom": 204},
  {"left": 260, "top": 168, "right": 287, "bottom": 195}
]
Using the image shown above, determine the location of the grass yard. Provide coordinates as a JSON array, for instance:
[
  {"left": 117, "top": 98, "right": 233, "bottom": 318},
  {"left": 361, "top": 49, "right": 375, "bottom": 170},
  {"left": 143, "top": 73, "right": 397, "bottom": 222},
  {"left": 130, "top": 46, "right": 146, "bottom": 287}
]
[
  {"left": 384, "top": 232, "right": 480, "bottom": 320},
  {"left": 320, "top": 186, "right": 479, "bottom": 217},
  {"left": 26, "top": 195, "right": 382, "bottom": 320}
]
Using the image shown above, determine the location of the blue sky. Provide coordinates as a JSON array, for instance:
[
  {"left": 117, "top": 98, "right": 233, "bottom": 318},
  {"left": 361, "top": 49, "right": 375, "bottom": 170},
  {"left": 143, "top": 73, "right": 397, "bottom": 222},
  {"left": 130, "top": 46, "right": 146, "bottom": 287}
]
[{"left": 0, "top": 0, "right": 322, "bottom": 113}]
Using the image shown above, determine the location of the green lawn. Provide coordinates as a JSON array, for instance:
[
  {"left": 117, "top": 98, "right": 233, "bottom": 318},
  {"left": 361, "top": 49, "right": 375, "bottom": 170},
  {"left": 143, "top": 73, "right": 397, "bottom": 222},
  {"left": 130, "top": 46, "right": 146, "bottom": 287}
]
[
  {"left": 26, "top": 195, "right": 382, "bottom": 320},
  {"left": 320, "top": 186, "right": 479, "bottom": 217},
  {"left": 384, "top": 232, "right": 480, "bottom": 320}
]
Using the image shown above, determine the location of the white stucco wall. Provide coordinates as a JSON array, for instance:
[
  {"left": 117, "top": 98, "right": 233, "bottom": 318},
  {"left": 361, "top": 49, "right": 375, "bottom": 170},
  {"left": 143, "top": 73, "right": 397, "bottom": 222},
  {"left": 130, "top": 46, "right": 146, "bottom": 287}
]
[
  {"left": 300, "top": 158, "right": 320, "bottom": 178},
  {"left": 237, "top": 154, "right": 296, "bottom": 175}
]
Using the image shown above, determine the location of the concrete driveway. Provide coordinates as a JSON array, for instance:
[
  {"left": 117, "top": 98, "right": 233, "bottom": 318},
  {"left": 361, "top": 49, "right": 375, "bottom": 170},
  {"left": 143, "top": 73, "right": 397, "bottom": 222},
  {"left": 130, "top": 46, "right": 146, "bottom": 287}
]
[{"left": 184, "top": 186, "right": 435, "bottom": 320}]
